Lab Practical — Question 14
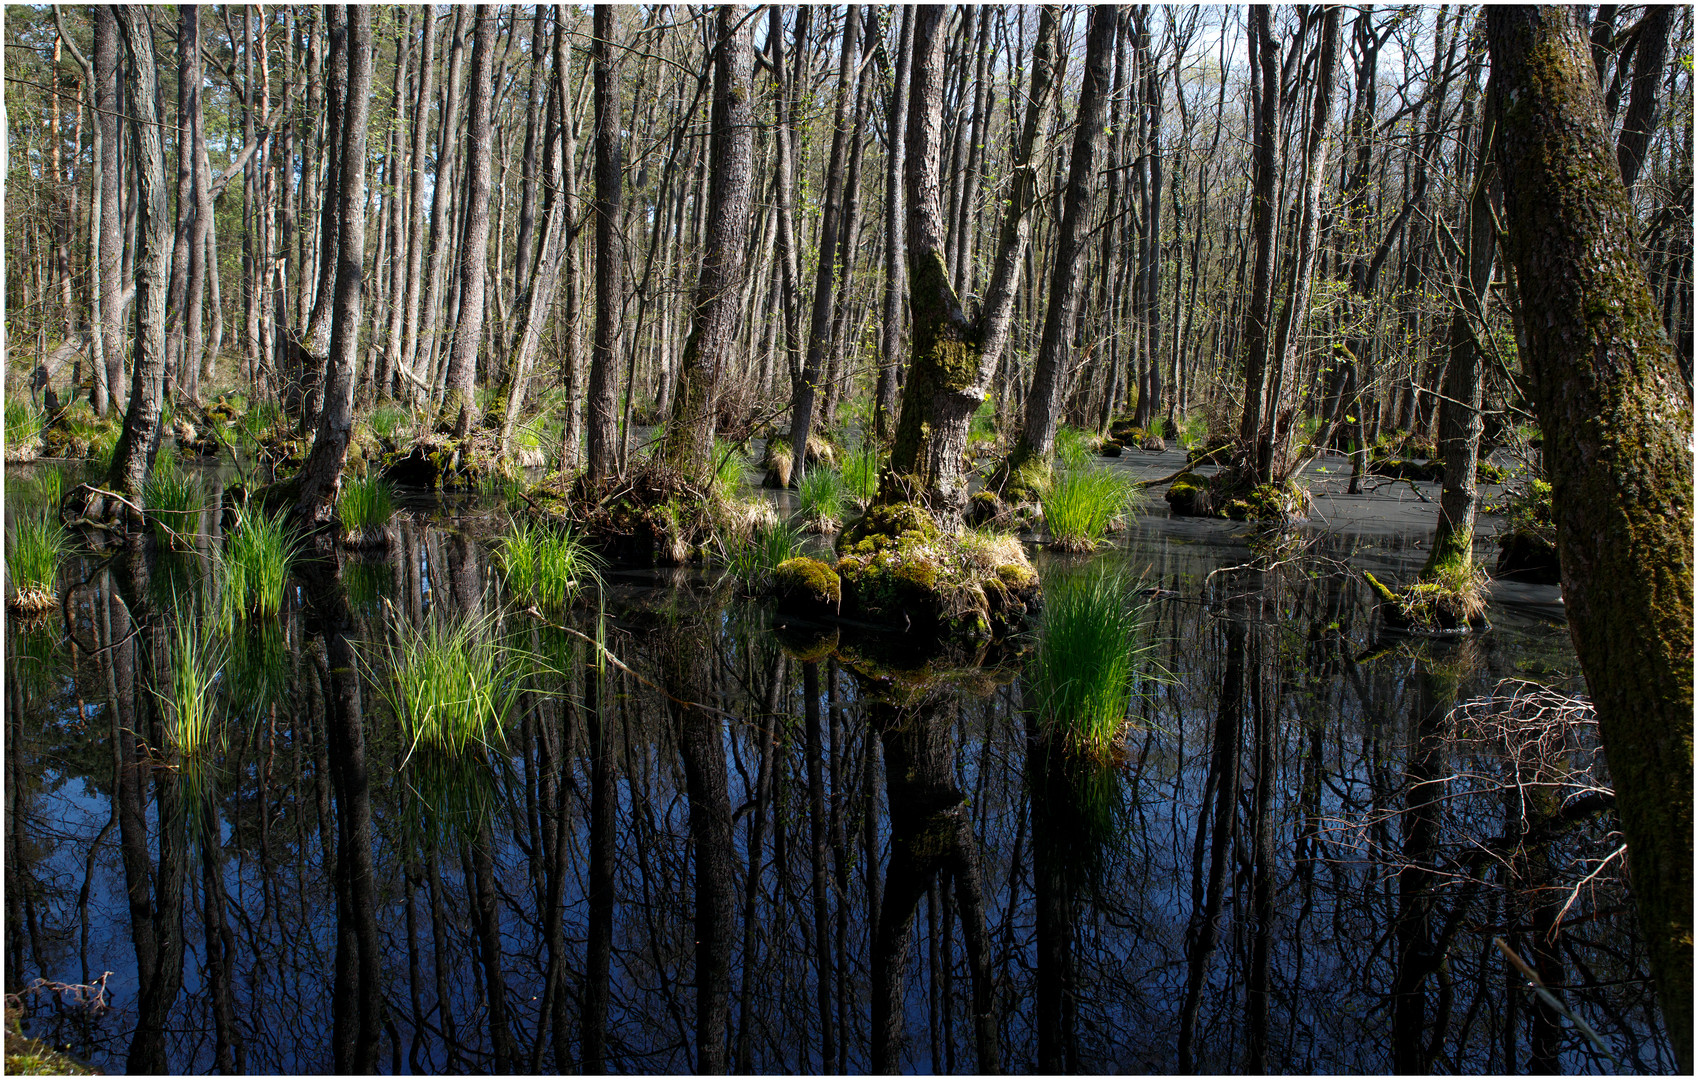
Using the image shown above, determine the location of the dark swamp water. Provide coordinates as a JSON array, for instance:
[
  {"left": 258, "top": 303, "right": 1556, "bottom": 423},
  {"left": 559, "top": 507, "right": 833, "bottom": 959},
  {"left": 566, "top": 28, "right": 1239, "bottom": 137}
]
[{"left": 2, "top": 456, "right": 1672, "bottom": 1074}]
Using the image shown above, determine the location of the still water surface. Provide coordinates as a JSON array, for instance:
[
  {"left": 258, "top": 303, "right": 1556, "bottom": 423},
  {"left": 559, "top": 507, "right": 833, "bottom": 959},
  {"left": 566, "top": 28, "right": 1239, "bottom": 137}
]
[{"left": 3, "top": 466, "right": 1668, "bottom": 1073}]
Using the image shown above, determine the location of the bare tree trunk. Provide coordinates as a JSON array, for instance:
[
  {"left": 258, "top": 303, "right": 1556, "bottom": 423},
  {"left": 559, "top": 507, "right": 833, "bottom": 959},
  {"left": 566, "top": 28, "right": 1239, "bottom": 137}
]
[
  {"left": 95, "top": 5, "right": 123, "bottom": 415},
  {"left": 398, "top": 8, "right": 437, "bottom": 397},
  {"left": 1233, "top": 8, "right": 1282, "bottom": 482},
  {"left": 660, "top": 6, "right": 755, "bottom": 484},
  {"left": 1012, "top": 6, "right": 1118, "bottom": 466},
  {"left": 583, "top": 4, "right": 622, "bottom": 486},
  {"left": 1615, "top": 4, "right": 1669, "bottom": 194},
  {"left": 295, "top": 5, "right": 373, "bottom": 526},
  {"left": 888, "top": 4, "right": 1057, "bottom": 514},
  {"left": 1426, "top": 77, "right": 1498, "bottom": 576},
  {"left": 443, "top": 6, "right": 499, "bottom": 439},
  {"left": 1488, "top": 11, "right": 1693, "bottom": 1068},
  {"left": 418, "top": 8, "right": 469, "bottom": 402},
  {"left": 106, "top": 6, "right": 170, "bottom": 501},
  {"left": 788, "top": 6, "right": 860, "bottom": 486},
  {"left": 1257, "top": 6, "right": 1340, "bottom": 479},
  {"left": 875, "top": 6, "right": 914, "bottom": 442}
]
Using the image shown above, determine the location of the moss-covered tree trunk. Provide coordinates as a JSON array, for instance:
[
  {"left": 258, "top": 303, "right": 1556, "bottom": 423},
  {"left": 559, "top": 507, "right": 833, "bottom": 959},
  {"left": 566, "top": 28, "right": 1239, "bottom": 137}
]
[
  {"left": 886, "top": 5, "right": 1057, "bottom": 517},
  {"left": 660, "top": 6, "right": 755, "bottom": 485},
  {"left": 1486, "top": 9, "right": 1694, "bottom": 1069}
]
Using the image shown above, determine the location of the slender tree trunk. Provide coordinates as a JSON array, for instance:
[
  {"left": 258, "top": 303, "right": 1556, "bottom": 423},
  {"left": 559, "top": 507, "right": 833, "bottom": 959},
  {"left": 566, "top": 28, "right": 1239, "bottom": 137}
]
[
  {"left": 788, "top": 6, "right": 860, "bottom": 485},
  {"left": 660, "top": 7, "right": 755, "bottom": 484},
  {"left": 1487, "top": 11, "right": 1693, "bottom": 1069},
  {"left": 105, "top": 6, "right": 170, "bottom": 502},
  {"left": 875, "top": 7, "right": 914, "bottom": 442},
  {"left": 1234, "top": 8, "right": 1282, "bottom": 481},
  {"left": 443, "top": 7, "right": 499, "bottom": 439},
  {"left": 583, "top": 5, "right": 622, "bottom": 486},
  {"left": 1425, "top": 78, "right": 1498, "bottom": 576},
  {"left": 398, "top": 8, "right": 437, "bottom": 396},
  {"left": 418, "top": 8, "right": 468, "bottom": 402},
  {"left": 295, "top": 6, "right": 373, "bottom": 525},
  {"left": 95, "top": 6, "right": 122, "bottom": 415},
  {"left": 1012, "top": 7, "right": 1118, "bottom": 466}
]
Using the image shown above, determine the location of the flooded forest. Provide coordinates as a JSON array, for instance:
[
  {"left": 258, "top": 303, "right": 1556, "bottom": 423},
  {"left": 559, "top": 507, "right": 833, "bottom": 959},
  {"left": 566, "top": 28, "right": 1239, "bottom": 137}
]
[{"left": 3, "top": 4, "right": 1692, "bottom": 1075}]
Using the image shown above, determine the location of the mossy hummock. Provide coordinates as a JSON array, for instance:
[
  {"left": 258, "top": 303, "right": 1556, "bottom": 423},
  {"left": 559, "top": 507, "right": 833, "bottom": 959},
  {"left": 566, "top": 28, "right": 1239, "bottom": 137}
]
[
  {"left": 772, "top": 556, "right": 841, "bottom": 618},
  {"left": 1164, "top": 470, "right": 1311, "bottom": 523}
]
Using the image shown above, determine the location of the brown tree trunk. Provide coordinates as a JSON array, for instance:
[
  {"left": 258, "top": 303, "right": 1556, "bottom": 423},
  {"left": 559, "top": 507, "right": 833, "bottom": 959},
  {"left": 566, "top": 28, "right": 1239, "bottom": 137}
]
[
  {"left": 398, "top": 8, "right": 437, "bottom": 396},
  {"left": 887, "top": 4, "right": 1058, "bottom": 515},
  {"left": 1234, "top": 8, "right": 1281, "bottom": 480},
  {"left": 95, "top": 5, "right": 123, "bottom": 416},
  {"left": 295, "top": 6, "right": 373, "bottom": 526},
  {"left": 106, "top": 6, "right": 170, "bottom": 501},
  {"left": 582, "top": 4, "right": 622, "bottom": 486},
  {"left": 1012, "top": 6, "right": 1118, "bottom": 466},
  {"left": 788, "top": 6, "right": 860, "bottom": 486},
  {"left": 443, "top": 6, "right": 499, "bottom": 439},
  {"left": 875, "top": 6, "right": 914, "bottom": 442},
  {"left": 1487, "top": 9, "right": 1693, "bottom": 1070},
  {"left": 660, "top": 6, "right": 755, "bottom": 484}
]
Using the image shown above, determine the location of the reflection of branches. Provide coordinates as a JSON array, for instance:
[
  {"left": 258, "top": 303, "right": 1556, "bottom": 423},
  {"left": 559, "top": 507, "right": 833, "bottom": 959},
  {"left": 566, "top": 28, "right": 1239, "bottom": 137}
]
[{"left": 5, "top": 972, "right": 112, "bottom": 1015}]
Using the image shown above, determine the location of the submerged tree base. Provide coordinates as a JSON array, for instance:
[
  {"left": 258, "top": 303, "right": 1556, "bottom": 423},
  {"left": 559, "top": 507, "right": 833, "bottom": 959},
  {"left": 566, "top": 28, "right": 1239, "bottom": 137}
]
[
  {"left": 521, "top": 460, "right": 765, "bottom": 567},
  {"left": 1364, "top": 566, "right": 1490, "bottom": 634},
  {"left": 768, "top": 501, "right": 1041, "bottom": 645},
  {"left": 1164, "top": 470, "right": 1312, "bottom": 523}
]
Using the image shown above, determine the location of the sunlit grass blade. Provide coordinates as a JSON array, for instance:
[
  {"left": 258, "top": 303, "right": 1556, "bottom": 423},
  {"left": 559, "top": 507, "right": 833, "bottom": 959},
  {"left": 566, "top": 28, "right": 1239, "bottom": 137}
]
[
  {"left": 377, "top": 607, "right": 531, "bottom": 759},
  {"left": 154, "top": 605, "right": 224, "bottom": 758},
  {"left": 495, "top": 519, "right": 600, "bottom": 612},
  {"left": 796, "top": 466, "right": 846, "bottom": 531},
  {"left": 5, "top": 511, "right": 69, "bottom": 615},
  {"left": 726, "top": 519, "right": 804, "bottom": 592},
  {"left": 1041, "top": 467, "right": 1140, "bottom": 551},
  {"left": 220, "top": 506, "right": 299, "bottom": 620},
  {"left": 1030, "top": 570, "right": 1159, "bottom": 758},
  {"left": 143, "top": 457, "right": 204, "bottom": 548},
  {"left": 338, "top": 475, "right": 397, "bottom": 547}
]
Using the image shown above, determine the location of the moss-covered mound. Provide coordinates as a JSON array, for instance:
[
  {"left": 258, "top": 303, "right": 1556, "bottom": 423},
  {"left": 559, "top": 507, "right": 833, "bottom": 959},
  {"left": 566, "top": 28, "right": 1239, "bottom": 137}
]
[
  {"left": 1364, "top": 567, "right": 1489, "bottom": 633},
  {"left": 380, "top": 431, "right": 508, "bottom": 489},
  {"left": 5, "top": 1009, "right": 97, "bottom": 1076},
  {"left": 520, "top": 460, "right": 758, "bottom": 567},
  {"left": 1097, "top": 439, "right": 1124, "bottom": 457},
  {"left": 1185, "top": 443, "right": 1233, "bottom": 467},
  {"left": 772, "top": 556, "right": 841, "bottom": 617},
  {"left": 1164, "top": 471, "right": 1214, "bottom": 516},
  {"left": 1165, "top": 471, "right": 1311, "bottom": 523},
  {"left": 834, "top": 505, "right": 1040, "bottom": 642}
]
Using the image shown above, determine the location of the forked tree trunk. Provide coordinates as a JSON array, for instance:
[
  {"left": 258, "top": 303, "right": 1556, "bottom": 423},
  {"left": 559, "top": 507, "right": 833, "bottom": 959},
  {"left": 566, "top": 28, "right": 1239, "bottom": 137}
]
[
  {"left": 660, "top": 6, "right": 755, "bottom": 483},
  {"left": 1487, "top": 9, "right": 1694, "bottom": 1070},
  {"left": 886, "top": 4, "right": 1058, "bottom": 515}
]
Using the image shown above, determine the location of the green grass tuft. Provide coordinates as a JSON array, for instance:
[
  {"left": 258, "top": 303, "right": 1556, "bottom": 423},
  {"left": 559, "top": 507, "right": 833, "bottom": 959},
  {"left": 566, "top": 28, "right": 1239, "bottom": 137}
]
[
  {"left": 842, "top": 445, "right": 880, "bottom": 501},
  {"left": 154, "top": 607, "right": 223, "bottom": 757},
  {"left": 143, "top": 457, "right": 204, "bottom": 547},
  {"left": 1040, "top": 467, "right": 1139, "bottom": 551},
  {"left": 338, "top": 475, "right": 396, "bottom": 531},
  {"left": 1030, "top": 571, "right": 1156, "bottom": 758},
  {"left": 220, "top": 507, "right": 298, "bottom": 619},
  {"left": 371, "top": 403, "right": 411, "bottom": 441},
  {"left": 6, "top": 397, "right": 43, "bottom": 444},
  {"left": 1053, "top": 424, "right": 1094, "bottom": 470},
  {"left": 6, "top": 511, "right": 69, "bottom": 599},
  {"left": 495, "top": 519, "right": 598, "bottom": 612},
  {"left": 378, "top": 609, "right": 529, "bottom": 758},
  {"left": 796, "top": 466, "right": 846, "bottom": 530},
  {"left": 726, "top": 519, "right": 804, "bottom": 591}
]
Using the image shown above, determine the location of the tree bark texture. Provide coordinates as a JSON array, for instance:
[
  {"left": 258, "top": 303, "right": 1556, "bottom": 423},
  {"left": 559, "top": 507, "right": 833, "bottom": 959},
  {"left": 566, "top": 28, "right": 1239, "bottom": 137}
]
[
  {"left": 1487, "top": 9, "right": 1693, "bottom": 1070},
  {"left": 295, "top": 6, "right": 373, "bottom": 526},
  {"left": 584, "top": 5, "right": 623, "bottom": 486},
  {"left": 661, "top": 6, "right": 755, "bottom": 484}
]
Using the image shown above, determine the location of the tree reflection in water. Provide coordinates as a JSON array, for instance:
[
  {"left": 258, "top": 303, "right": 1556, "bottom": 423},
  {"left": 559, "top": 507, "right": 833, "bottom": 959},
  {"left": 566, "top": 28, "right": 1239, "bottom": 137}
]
[{"left": 3, "top": 517, "right": 1671, "bottom": 1073}]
